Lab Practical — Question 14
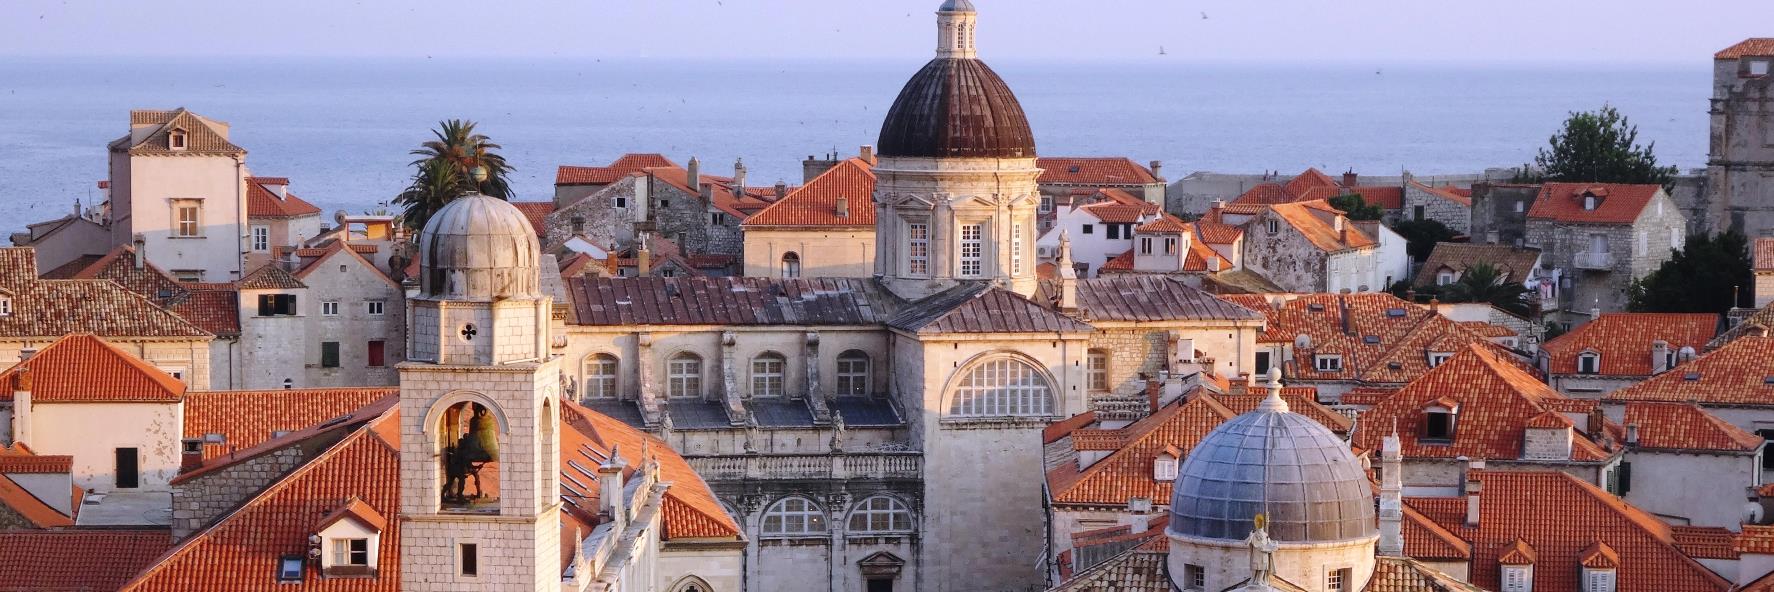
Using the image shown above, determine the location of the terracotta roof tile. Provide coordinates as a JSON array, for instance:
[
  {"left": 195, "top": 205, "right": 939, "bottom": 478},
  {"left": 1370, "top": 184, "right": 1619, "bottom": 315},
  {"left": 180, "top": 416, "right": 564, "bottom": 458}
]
[
  {"left": 0, "top": 248, "right": 211, "bottom": 339},
  {"left": 1133, "top": 214, "right": 1190, "bottom": 234},
  {"left": 237, "top": 264, "right": 306, "bottom": 290},
  {"left": 0, "top": 444, "right": 72, "bottom": 474},
  {"left": 245, "top": 177, "right": 322, "bottom": 218},
  {"left": 1409, "top": 180, "right": 1473, "bottom": 207},
  {"left": 0, "top": 530, "right": 173, "bottom": 592},
  {"left": 1215, "top": 293, "right": 1505, "bottom": 387},
  {"left": 1718, "top": 38, "right": 1774, "bottom": 59},
  {"left": 1210, "top": 385, "right": 1351, "bottom": 433},
  {"left": 1409, "top": 471, "right": 1731, "bottom": 592},
  {"left": 1232, "top": 182, "right": 1292, "bottom": 205},
  {"left": 743, "top": 158, "right": 875, "bottom": 227},
  {"left": 1670, "top": 526, "right": 1738, "bottom": 559},
  {"left": 1348, "top": 185, "right": 1405, "bottom": 210},
  {"left": 559, "top": 401, "right": 741, "bottom": 539},
  {"left": 1624, "top": 401, "right": 1763, "bottom": 452},
  {"left": 1542, "top": 313, "right": 1717, "bottom": 377},
  {"left": 0, "top": 334, "right": 185, "bottom": 402},
  {"left": 1606, "top": 336, "right": 1774, "bottom": 406},
  {"left": 1269, "top": 200, "right": 1375, "bottom": 252},
  {"left": 1046, "top": 394, "right": 1235, "bottom": 506},
  {"left": 1352, "top": 345, "right": 1614, "bottom": 462},
  {"left": 1283, "top": 167, "right": 1339, "bottom": 197},
  {"left": 112, "top": 109, "right": 244, "bottom": 156},
  {"left": 556, "top": 153, "right": 677, "bottom": 185},
  {"left": 1192, "top": 221, "right": 1243, "bottom": 245},
  {"left": 55, "top": 245, "right": 243, "bottom": 338},
  {"left": 1736, "top": 525, "right": 1774, "bottom": 554},
  {"left": 1036, "top": 157, "right": 1158, "bottom": 186},
  {"left": 509, "top": 201, "right": 552, "bottom": 237},
  {"left": 182, "top": 388, "right": 397, "bottom": 460},
  {"left": 1366, "top": 556, "right": 1487, "bottom": 592},
  {"left": 1403, "top": 504, "right": 1471, "bottom": 560},
  {"left": 1756, "top": 238, "right": 1774, "bottom": 271},
  {"left": 1528, "top": 183, "right": 1663, "bottom": 225},
  {"left": 568, "top": 276, "right": 898, "bottom": 326},
  {"left": 1414, "top": 243, "right": 1543, "bottom": 287}
]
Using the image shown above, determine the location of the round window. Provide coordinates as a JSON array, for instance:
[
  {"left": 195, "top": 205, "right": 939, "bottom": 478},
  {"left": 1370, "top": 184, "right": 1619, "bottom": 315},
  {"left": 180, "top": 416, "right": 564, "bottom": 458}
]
[{"left": 459, "top": 323, "right": 479, "bottom": 342}]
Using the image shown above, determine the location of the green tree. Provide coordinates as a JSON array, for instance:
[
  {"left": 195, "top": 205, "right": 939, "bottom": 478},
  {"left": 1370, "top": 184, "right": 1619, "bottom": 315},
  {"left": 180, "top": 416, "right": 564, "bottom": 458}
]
[
  {"left": 1518, "top": 105, "right": 1677, "bottom": 191},
  {"left": 1390, "top": 219, "right": 1457, "bottom": 263},
  {"left": 1328, "top": 193, "right": 1383, "bottom": 221},
  {"left": 1436, "top": 262, "right": 1532, "bottom": 317},
  {"left": 1628, "top": 231, "right": 1752, "bottom": 315},
  {"left": 394, "top": 119, "right": 515, "bottom": 231}
]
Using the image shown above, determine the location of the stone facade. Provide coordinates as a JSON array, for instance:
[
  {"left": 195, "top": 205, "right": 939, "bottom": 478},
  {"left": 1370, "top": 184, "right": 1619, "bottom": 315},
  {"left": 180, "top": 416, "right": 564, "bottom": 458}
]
[
  {"left": 742, "top": 228, "right": 875, "bottom": 279},
  {"left": 1467, "top": 183, "right": 1541, "bottom": 247},
  {"left": 1403, "top": 180, "right": 1471, "bottom": 234},
  {"left": 874, "top": 156, "right": 1043, "bottom": 300},
  {"left": 298, "top": 249, "right": 407, "bottom": 387},
  {"left": 1524, "top": 191, "right": 1685, "bottom": 319},
  {"left": 544, "top": 176, "right": 641, "bottom": 252},
  {"left": 170, "top": 445, "right": 306, "bottom": 538},
  {"left": 1705, "top": 49, "right": 1774, "bottom": 235}
]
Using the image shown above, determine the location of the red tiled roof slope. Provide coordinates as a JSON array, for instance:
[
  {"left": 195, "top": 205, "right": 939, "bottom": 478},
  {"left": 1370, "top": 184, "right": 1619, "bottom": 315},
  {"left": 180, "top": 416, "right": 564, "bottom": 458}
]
[
  {"left": 556, "top": 153, "right": 677, "bottom": 185},
  {"left": 1718, "top": 38, "right": 1774, "bottom": 59},
  {"left": 743, "top": 158, "right": 876, "bottom": 227},
  {"left": 245, "top": 177, "right": 322, "bottom": 218},
  {"left": 0, "top": 334, "right": 185, "bottom": 402},
  {"left": 0, "top": 530, "right": 173, "bottom": 592},
  {"left": 1528, "top": 183, "right": 1663, "bottom": 225},
  {"left": 1036, "top": 157, "right": 1158, "bottom": 185},
  {"left": 1606, "top": 336, "right": 1774, "bottom": 406},
  {"left": 1541, "top": 313, "right": 1717, "bottom": 377},
  {"left": 182, "top": 388, "right": 398, "bottom": 459}
]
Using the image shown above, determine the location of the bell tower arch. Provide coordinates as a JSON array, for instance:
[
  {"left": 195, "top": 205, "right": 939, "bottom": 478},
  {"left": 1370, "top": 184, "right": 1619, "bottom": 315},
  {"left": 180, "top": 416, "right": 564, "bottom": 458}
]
[{"left": 398, "top": 193, "right": 563, "bottom": 592}]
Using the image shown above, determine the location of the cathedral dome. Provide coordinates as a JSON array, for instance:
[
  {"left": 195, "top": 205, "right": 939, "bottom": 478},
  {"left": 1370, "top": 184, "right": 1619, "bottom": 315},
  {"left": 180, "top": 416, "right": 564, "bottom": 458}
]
[
  {"left": 418, "top": 193, "right": 541, "bottom": 301},
  {"left": 1167, "top": 384, "right": 1376, "bottom": 543},
  {"left": 876, "top": 3, "right": 1035, "bottom": 159}
]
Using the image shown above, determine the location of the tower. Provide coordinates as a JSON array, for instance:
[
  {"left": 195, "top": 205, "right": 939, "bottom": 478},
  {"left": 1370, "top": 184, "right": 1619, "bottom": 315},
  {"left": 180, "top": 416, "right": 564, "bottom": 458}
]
[
  {"left": 873, "top": 0, "right": 1042, "bottom": 300},
  {"left": 398, "top": 193, "right": 563, "bottom": 591}
]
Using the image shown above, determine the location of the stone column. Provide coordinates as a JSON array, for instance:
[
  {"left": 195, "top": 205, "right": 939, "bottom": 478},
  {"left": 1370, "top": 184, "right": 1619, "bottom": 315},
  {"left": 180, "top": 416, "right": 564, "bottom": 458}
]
[
  {"left": 805, "top": 331, "right": 831, "bottom": 421},
  {"left": 874, "top": 199, "right": 892, "bottom": 278},
  {"left": 933, "top": 194, "right": 954, "bottom": 280},
  {"left": 721, "top": 331, "right": 748, "bottom": 425},
  {"left": 995, "top": 194, "right": 1011, "bottom": 284},
  {"left": 636, "top": 332, "right": 662, "bottom": 426},
  {"left": 828, "top": 491, "right": 852, "bottom": 592}
]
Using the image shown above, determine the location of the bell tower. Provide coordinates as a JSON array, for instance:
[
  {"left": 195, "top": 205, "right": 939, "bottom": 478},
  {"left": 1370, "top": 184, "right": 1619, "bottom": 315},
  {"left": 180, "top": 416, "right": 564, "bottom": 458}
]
[{"left": 398, "top": 193, "right": 562, "bottom": 592}]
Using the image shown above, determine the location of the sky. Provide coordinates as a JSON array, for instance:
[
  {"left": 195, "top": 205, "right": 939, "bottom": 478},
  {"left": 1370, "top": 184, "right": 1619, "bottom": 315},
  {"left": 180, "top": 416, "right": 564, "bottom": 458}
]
[{"left": 0, "top": 0, "right": 1765, "bottom": 64}]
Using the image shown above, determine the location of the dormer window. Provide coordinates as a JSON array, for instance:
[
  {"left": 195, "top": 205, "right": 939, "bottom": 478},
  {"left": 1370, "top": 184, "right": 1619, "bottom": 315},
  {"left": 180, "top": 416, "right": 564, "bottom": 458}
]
[
  {"left": 1577, "top": 352, "right": 1600, "bottom": 375},
  {"left": 0, "top": 294, "right": 11, "bottom": 317},
  {"left": 1500, "top": 565, "right": 1532, "bottom": 592},
  {"left": 1154, "top": 447, "right": 1181, "bottom": 482},
  {"left": 1315, "top": 354, "right": 1343, "bottom": 372},
  {"left": 314, "top": 497, "right": 385, "bottom": 577},
  {"left": 1437, "top": 269, "right": 1456, "bottom": 286},
  {"left": 1428, "top": 352, "right": 1452, "bottom": 368},
  {"left": 1582, "top": 193, "right": 1599, "bottom": 211},
  {"left": 1423, "top": 401, "right": 1459, "bottom": 441},
  {"left": 168, "top": 129, "right": 187, "bottom": 151}
]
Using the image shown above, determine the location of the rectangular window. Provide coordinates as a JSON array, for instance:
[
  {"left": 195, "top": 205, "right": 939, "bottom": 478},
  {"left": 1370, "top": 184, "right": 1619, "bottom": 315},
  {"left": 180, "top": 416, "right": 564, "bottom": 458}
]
[
  {"left": 1752, "top": 59, "right": 1771, "bottom": 77},
  {"left": 1081, "top": 224, "right": 1094, "bottom": 235},
  {"left": 459, "top": 543, "right": 478, "bottom": 577},
  {"left": 1183, "top": 564, "right": 1205, "bottom": 591},
  {"left": 1164, "top": 237, "right": 1178, "bottom": 254},
  {"left": 333, "top": 538, "right": 369, "bottom": 566},
  {"left": 174, "top": 200, "right": 201, "bottom": 237},
  {"left": 1087, "top": 351, "right": 1108, "bottom": 391},
  {"left": 257, "top": 294, "right": 298, "bottom": 316},
  {"left": 321, "top": 342, "right": 340, "bottom": 368},
  {"left": 1578, "top": 354, "right": 1599, "bottom": 374},
  {"left": 278, "top": 556, "right": 304, "bottom": 582},
  {"left": 1315, "top": 355, "right": 1342, "bottom": 372},
  {"left": 1039, "top": 197, "right": 1053, "bottom": 213},
  {"left": 615, "top": 196, "right": 627, "bottom": 208},
  {"left": 367, "top": 340, "right": 386, "bottom": 368},
  {"left": 908, "top": 223, "right": 930, "bottom": 276},
  {"left": 1428, "top": 352, "right": 1452, "bottom": 368},
  {"left": 1106, "top": 224, "right": 1121, "bottom": 239},
  {"left": 251, "top": 225, "right": 270, "bottom": 252},
  {"left": 711, "top": 213, "right": 723, "bottom": 225},
  {"left": 173, "top": 270, "right": 203, "bottom": 282},
  {"left": 1329, "top": 568, "right": 1351, "bottom": 592},
  {"left": 1255, "top": 351, "right": 1272, "bottom": 374},
  {"left": 366, "top": 301, "right": 385, "bottom": 316},
  {"left": 1413, "top": 205, "right": 1425, "bottom": 221},
  {"left": 1425, "top": 412, "right": 1453, "bottom": 440},
  {"left": 1266, "top": 219, "right": 1280, "bottom": 234},
  {"left": 959, "top": 224, "right": 983, "bottom": 277},
  {"left": 1670, "top": 228, "right": 1682, "bottom": 249},
  {"left": 1139, "top": 237, "right": 1154, "bottom": 255},
  {"left": 321, "top": 301, "right": 340, "bottom": 316},
  {"left": 115, "top": 448, "right": 139, "bottom": 488},
  {"left": 836, "top": 355, "right": 869, "bottom": 396},
  {"left": 586, "top": 357, "right": 618, "bottom": 398},
  {"left": 1012, "top": 223, "right": 1024, "bottom": 275},
  {"left": 752, "top": 357, "right": 785, "bottom": 397}
]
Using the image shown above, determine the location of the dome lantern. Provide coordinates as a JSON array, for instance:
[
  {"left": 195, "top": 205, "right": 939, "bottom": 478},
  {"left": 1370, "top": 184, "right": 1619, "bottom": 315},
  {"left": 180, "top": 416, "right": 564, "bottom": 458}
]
[{"left": 417, "top": 193, "right": 542, "bottom": 301}]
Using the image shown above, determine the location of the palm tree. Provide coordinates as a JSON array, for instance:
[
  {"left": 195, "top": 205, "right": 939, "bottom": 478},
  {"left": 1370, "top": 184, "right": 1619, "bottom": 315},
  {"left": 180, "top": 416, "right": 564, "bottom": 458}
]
[
  {"left": 1439, "top": 262, "right": 1531, "bottom": 317},
  {"left": 394, "top": 119, "right": 515, "bottom": 231}
]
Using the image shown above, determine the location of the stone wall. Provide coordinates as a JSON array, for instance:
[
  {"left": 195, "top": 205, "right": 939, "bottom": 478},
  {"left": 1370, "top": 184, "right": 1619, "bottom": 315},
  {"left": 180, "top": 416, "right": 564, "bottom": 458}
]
[
  {"left": 1526, "top": 192, "right": 1685, "bottom": 317},
  {"left": 300, "top": 251, "right": 406, "bottom": 387},
  {"left": 1468, "top": 184, "right": 1540, "bottom": 247},
  {"left": 1706, "top": 57, "right": 1774, "bottom": 235},
  {"left": 1242, "top": 210, "right": 1329, "bottom": 293},
  {"left": 0, "top": 504, "right": 35, "bottom": 529},
  {"left": 742, "top": 228, "right": 876, "bottom": 278},
  {"left": 544, "top": 178, "right": 633, "bottom": 252},
  {"left": 1404, "top": 182, "right": 1471, "bottom": 234},
  {"left": 172, "top": 445, "right": 306, "bottom": 538}
]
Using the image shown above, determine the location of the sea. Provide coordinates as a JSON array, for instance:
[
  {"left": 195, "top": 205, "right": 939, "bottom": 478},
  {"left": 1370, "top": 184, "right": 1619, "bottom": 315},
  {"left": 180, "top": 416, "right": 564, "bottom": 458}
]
[{"left": 0, "top": 57, "right": 1711, "bottom": 232}]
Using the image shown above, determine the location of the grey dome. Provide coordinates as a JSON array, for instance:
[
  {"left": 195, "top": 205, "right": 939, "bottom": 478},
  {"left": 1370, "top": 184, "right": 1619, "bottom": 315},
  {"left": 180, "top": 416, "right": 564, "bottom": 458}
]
[
  {"left": 1167, "top": 402, "right": 1376, "bottom": 543},
  {"left": 418, "top": 193, "right": 541, "bottom": 301},
  {"left": 939, "top": 0, "right": 976, "bottom": 12}
]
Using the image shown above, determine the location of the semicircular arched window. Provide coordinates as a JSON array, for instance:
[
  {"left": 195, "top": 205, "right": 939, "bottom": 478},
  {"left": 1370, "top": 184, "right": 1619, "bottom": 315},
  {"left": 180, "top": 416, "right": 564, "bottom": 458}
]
[
  {"left": 947, "top": 357, "right": 1054, "bottom": 417},
  {"left": 847, "top": 495, "right": 915, "bottom": 534},
  {"left": 761, "top": 496, "right": 827, "bottom": 536}
]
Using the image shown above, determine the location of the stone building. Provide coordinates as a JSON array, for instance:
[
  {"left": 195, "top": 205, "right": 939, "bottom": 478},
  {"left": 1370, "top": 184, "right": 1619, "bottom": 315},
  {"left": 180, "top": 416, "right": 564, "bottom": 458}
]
[
  {"left": 1704, "top": 39, "right": 1774, "bottom": 235},
  {"left": 1522, "top": 183, "right": 1686, "bottom": 322},
  {"left": 543, "top": 157, "right": 780, "bottom": 271},
  {"left": 1241, "top": 200, "right": 1408, "bottom": 294},
  {"left": 243, "top": 176, "right": 323, "bottom": 270},
  {"left": 1033, "top": 157, "right": 1166, "bottom": 233},
  {"left": 554, "top": 153, "right": 679, "bottom": 209},
  {"left": 741, "top": 158, "right": 877, "bottom": 279},
  {"left": 1034, "top": 188, "right": 1163, "bottom": 277},
  {"left": 1402, "top": 177, "right": 1472, "bottom": 235},
  {"left": 1536, "top": 312, "right": 1717, "bottom": 398},
  {"left": 1466, "top": 182, "right": 1541, "bottom": 247}
]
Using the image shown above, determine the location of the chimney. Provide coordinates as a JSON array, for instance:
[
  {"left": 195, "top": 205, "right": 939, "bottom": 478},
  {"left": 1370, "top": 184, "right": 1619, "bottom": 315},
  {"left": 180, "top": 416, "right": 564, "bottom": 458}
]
[
  {"left": 699, "top": 182, "right": 714, "bottom": 203},
  {"left": 1485, "top": 230, "right": 1500, "bottom": 244},
  {"left": 1587, "top": 406, "right": 1606, "bottom": 440},
  {"left": 1057, "top": 231, "right": 1078, "bottom": 311},
  {"left": 1378, "top": 429, "right": 1404, "bottom": 556},
  {"left": 1149, "top": 160, "right": 1165, "bottom": 181},
  {"left": 1343, "top": 170, "right": 1358, "bottom": 188},
  {"left": 1651, "top": 340, "right": 1670, "bottom": 374},
  {"left": 685, "top": 156, "right": 700, "bottom": 189},
  {"left": 775, "top": 181, "right": 788, "bottom": 200},
  {"left": 859, "top": 145, "right": 875, "bottom": 165},
  {"left": 132, "top": 233, "right": 146, "bottom": 269},
  {"left": 835, "top": 196, "right": 849, "bottom": 218},
  {"left": 1589, "top": 307, "right": 1602, "bottom": 321},
  {"left": 733, "top": 158, "right": 747, "bottom": 193},
  {"left": 636, "top": 239, "right": 652, "bottom": 276},
  {"left": 11, "top": 367, "right": 30, "bottom": 446},
  {"left": 598, "top": 445, "right": 628, "bottom": 529},
  {"left": 1464, "top": 459, "right": 1484, "bottom": 527},
  {"left": 1625, "top": 423, "right": 1640, "bottom": 446}
]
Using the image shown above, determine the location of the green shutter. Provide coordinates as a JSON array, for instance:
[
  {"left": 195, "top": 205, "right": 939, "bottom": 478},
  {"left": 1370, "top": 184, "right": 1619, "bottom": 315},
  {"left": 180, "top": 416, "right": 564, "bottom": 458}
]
[{"left": 321, "top": 342, "right": 340, "bottom": 368}]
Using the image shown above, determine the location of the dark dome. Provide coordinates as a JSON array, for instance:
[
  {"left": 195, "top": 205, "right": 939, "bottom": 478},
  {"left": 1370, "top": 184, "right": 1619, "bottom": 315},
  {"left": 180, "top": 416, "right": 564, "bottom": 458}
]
[
  {"left": 877, "top": 58, "right": 1036, "bottom": 159},
  {"left": 1166, "top": 401, "right": 1377, "bottom": 543}
]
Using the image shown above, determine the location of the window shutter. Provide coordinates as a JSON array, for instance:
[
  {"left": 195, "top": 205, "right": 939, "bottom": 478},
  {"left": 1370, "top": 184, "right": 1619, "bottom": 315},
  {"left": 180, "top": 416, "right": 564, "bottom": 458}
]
[
  {"left": 258, "top": 294, "right": 274, "bottom": 316},
  {"left": 1618, "top": 461, "right": 1631, "bottom": 494},
  {"left": 368, "top": 340, "right": 386, "bottom": 368},
  {"left": 321, "top": 342, "right": 340, "bottom": 368},
  {"left": 278, "top": 294, "right": 298, "bottom": 316}
]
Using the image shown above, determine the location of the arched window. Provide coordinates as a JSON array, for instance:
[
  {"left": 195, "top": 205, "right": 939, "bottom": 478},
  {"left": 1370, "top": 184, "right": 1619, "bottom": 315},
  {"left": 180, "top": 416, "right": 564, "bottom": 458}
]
[
  {"left": 582, "top": 354, "right": 617, "bottom": 399},
  {"left": 761, "top": 496, "right": 827, "bottom": 536},
  {"left": 751, "top": 352, "right": 786, "bottom": 397},
  {"left": 669, "top": 353, "right": 703, "bottom": 398},
  {"left": 948, "top": 357, "right": 1055, "bottom": 417},
  {"left": 836, "top": 350, "right": 871, "bottom": 396},
  {"left": 1086, "top": 349, "right": 1110, "bottom": 392},
  {"left": 781, "top": 252, "right": 801, "bottom": 278},
  {"left": 670, "top": 576, "right": 715, "bottom": 592},
  {"left": 847, "top": 495, "right": 915, "bottom": 534},
  {"left": 437, "top": 399, "right": 501, "bottom": 512}
]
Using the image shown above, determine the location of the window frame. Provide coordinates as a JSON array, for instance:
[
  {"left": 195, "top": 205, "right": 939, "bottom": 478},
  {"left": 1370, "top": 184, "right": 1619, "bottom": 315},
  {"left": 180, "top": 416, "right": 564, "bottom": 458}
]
[
  {"left": 250, "top": 225, "right": 270, "bottom": 252},
  {"left": 781, "top": 252, "right": 802, "bottom": 279},
  {"left": 668, "top": 353, "right": 703, "bottom": 399},
  {"left": 366, "top": 301, "right": 385, "bottom": 316},
  {"left": 1011, "top": 222, "right": 1023, "bottom": 275},
  {"left": 958, "top": 223, "right": 983, "bottom": 277},
  {"left": 321, "top": 301, "right": 340, "bottom": 316},
  {"left": 836, "top": 350, "right": 871, "bottom": 396},
  {"left": 1183, "top": 563, "right": 1205, "bottom": 591},
  {"left": 1139, "top": 236, "right": 1154, "bottom": 255},
  {"left": 277, "top": 556, "right": 304, "bottom": 582},
  {"left": 760, "top": 496, "right": 828, "bottom": 537},
  {"left": 1086, "top": 349, "right": 1109, "bottom": 392},
  {"left": 332, "top": 538, "right": 370, "bottom": 566},
  {"left": 320, "top": 342, "right": 341, "bottom": 368},
  {"left": 946, "top": 357, "right": 1056, "bottom": 418},
  {"left": 1577, "top": 352, "right": 1600, "bottom": 374},
  {"left": 367, "top": 340, "right": 386, "bottom": 368},
  {"left": 172, "top": 199, "right": 203, "bottom": 237},
  {"left": 1314, "top": 354, "right": 1343, "bottom": 372},
  {"left": 751, "top": 352, "right": 787, "bottom": 397},
  {"left": 846, "top": 495, "right": 915, "bottom": 534},
  {"left": 584, "top": 354, "right": 619, "bottom": 399},
  {"left": 907, "top": 222, "right": 930, "bottom": 277}
]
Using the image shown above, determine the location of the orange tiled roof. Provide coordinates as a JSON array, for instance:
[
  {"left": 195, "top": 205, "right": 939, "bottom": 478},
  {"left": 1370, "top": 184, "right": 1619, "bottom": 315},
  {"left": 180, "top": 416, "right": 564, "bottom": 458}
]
[
  {"left": 1134, "top": 214, "right": 1190, "bottom": 234},
  {"left": 111, "top": 109, "right": 244, "bottom": 156},
  {"left": 1606, "top": 336, "right": 1774, "bottom": 406},
  {"left": 1269, "top": 200, "right": 1375, "bottom": 252},
  {"left": 1413, "top": 243, "right": 1543, "bottom": 287},
  {"left": 1283, "top": 168, "right": 1339, "bottom": 197},
  {"left": 1192, "top": 221, "right": 1243, "bottom": 245},
  {"left": 1232, "top": 182, "right": 1292, "bottom": 205},
  {"left": 0, "top": 530, "right": 173, "bottom": 592},
  {"left": 0, "top": 472, "right": 74, "bottom": 527},
  {"left": 182, "top": 387, "right": 398, "bottom": 459},
  {"left": 1352, "top": 345, "right": 1615, "bottom": 462},
  {"left": 1046, "top": 393, "right": 1237, "bottom": 506},
  {"left": 1528, "top": 183, "right": 1663, "bottom": 225},
  {"left": 1623, "top": 401, "right": 1762, "bottom": 452},
  {"left": 1755, "top": 238, "right": 1774, "bottom": 272},
  {"left": 1215, "top": 293, "right": 1507, "bottom": 387},
  {"left": 1736, "top": 525, "right": 1774, "bottom": 554},
  {"left": 1498, "top": 539, "right": 1537, "bottom": 565},
  {"left": 1541, "top": 313, "right": 1717, "bottom": 377},
  {"left": 0, "top": 248, "right": 211, "bottom": 339},
  {"left": 56, "top": 244, "right": 242, "bottom": 338},
  {"left": 1403, "top": 504, "right": 1472, "bottom": 560},
  {"left": 1036, "top": 157, "right": 1158, "bottom": 186},
  {"left": 1670, "top": 526, "right": 1738, "bottom": 559},
  {"left": 1348, "top": 185, "right": 1404, "bottom": 210},
  {"left": 245, "top": 177, "right": 322, "bottom": 218},
  {"left": 559, "top": 401, "right": 741, "bottom": 539},
  {"left": 1408, "top": 471, "right": 1731, "bottom": 592},
  {"left": 743, "top": 158, "right": 876, "bottom": 228},
  {"left": 556, "top": 153, "right": 677, "bottom": 185},
  {"left": 0, "top": 444, "right": 72, "bottom": 473},
  {"left": 1718, "top": 38, "right": 1774, "bottom": 59},
  {"left": 510, "top": 201, "right": 552, "bottom": 237},
  {"left": 237, "top": 264, "right": 306, "bottom": 290},
  {"left": 0, "top": 333, "right": 185, "bottom": 402},
  {"left": 644, "top": 166, "right": 776, "bottom": 219},
  {"left": 1209, "top": 385, "right": 1351, "bottom": 434}
]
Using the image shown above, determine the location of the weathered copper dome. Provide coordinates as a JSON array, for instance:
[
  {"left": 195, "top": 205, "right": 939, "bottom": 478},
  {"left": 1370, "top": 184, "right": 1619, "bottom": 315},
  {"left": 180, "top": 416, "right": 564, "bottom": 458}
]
[{"left": 877, "top": 58, "right": 1035, "bottom": 159}]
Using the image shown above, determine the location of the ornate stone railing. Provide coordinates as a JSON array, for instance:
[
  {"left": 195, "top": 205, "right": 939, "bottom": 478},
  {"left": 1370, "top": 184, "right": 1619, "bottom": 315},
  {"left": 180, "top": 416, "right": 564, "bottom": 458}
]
[{"left": 685, "top": 453, "right": 922, "bottom": 482}]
